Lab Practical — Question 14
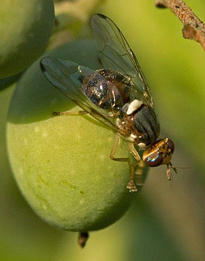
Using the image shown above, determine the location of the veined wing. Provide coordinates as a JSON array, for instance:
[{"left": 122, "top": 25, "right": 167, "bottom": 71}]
[
  {"left": 40, "top": 57, "right": 118, "bottom": 132},
  {"left": 91, "top": 14, "right": 153, "bottom": 107}
]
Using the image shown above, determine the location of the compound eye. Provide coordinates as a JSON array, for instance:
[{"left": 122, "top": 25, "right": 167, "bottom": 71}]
[
  {"left": 143, "top": 151, "right": 163, "bottom": 167},
  {"left": 166, "top": 139, "right": 175, "bottom": 153}
]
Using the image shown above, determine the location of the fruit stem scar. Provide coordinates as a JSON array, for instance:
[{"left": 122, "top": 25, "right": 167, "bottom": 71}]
[{"left": 78, "top": 231, "right": 89, "bottom": 248}]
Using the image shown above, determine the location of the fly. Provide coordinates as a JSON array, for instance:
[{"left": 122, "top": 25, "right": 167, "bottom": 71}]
[{"left": 40, "top": 14, "right": 177, "bottom": 192}]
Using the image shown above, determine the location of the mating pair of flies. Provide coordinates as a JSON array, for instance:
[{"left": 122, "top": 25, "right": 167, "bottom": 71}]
[{"left": 40, "top": 14, "right": 177, "bottom": 193}]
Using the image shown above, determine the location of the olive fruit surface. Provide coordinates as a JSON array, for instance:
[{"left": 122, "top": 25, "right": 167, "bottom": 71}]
[{"left": 7, "top": 40, "right": 143, "bottom": 232}]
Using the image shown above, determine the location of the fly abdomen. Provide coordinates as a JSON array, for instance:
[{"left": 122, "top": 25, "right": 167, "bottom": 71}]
[{"left": 81, "top": 69, "right": 131, "bottom": 110}]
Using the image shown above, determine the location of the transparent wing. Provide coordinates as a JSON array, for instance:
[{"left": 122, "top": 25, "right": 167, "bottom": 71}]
[
  {"left": 91, "top": 14, "right": 153, "bottom": 107},
  {"left": 40, "top": 57, "right": 118, "bottom": 132}
]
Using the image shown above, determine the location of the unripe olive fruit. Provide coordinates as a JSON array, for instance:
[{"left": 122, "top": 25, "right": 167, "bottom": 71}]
[
  {"left": 7, "top": 40, "right": 145, "bottom": 232},
  {"left": 0, "top": 0, "right": 55, "bottom": 79}
]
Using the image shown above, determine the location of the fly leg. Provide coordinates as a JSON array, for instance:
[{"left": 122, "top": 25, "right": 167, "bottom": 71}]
[
  {"left": 52, "top": 110, "right": 87, "bottom": 116},
  {"left": 135, "top": 159, "right": 145, "bottom": 186},
  {"left": 110, "top": 135, "right": 138, "bottom": 192},
  {"left": 128, "top": 142, "right": 145, "bottom": 186},
  {"left": 126, "top": 163, "right": 138, "bottom": 193}
]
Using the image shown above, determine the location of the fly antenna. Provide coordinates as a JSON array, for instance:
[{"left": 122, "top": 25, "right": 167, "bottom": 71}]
[{"left": 166, "top": 162, "right": 177, "bottom": 181}]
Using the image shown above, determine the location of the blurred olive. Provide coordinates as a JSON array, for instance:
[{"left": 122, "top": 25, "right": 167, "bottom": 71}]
[{"left": 0, "top": 0, "right": 55, "bottom": 79}]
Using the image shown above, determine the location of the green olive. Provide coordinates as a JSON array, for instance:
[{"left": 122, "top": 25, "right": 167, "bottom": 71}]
[
  {"left": 7, "top": 40, "right": 146, "bottom": 232},
  {"left": 0, "top": 0, "right": 54, "bottom": 79}
]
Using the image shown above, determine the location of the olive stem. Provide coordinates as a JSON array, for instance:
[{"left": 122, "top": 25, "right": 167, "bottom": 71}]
[
  {"left": 155, "top": 0, "right": 205, "bottom": 51},
  {"left": 55, "top": 0, "right": 103, "bottom": 23}
]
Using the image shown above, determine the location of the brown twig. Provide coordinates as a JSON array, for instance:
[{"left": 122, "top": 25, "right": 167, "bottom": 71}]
[{"left": 155, "top": 0, "right": 205, "bottom": 51}]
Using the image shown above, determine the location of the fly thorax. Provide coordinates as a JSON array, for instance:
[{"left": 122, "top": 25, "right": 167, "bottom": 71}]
[
  {"left": 130, "top": 104, "right": 160, "bottom": 146},
  {"left": 118, "top": 114, "right": 141, "bottom": 141},
  {"left": 126, "top": 99, "right": 143, "bottom": 115}
]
